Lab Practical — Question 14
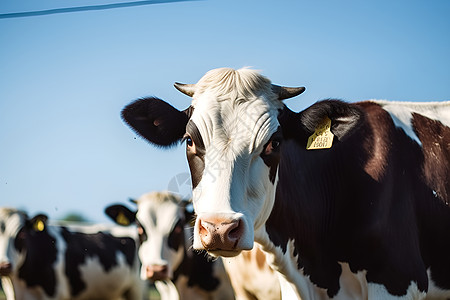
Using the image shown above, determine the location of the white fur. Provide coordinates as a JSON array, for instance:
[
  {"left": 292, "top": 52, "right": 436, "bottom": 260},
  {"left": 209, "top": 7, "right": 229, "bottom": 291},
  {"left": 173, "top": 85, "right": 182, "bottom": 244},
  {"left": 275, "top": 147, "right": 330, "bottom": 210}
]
[
  {"left": 190, "top": 68, "right": 281, "bottom": 253},
  {"left": 373, "top": 100, "right": 450, "bottom": 146}
]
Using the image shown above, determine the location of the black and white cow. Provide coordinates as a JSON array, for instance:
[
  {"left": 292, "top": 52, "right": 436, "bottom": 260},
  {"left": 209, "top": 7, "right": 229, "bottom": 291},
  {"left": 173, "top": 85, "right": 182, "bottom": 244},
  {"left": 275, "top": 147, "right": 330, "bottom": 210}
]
[
  {"left": 120, "top": 67, "right": 450, "bottom": 299},
  {"left": 105, "top": 191, "right": 235, "bottom": 300},
  {"left": 0, "top": 207, "right": 143, "bottom": 300}
]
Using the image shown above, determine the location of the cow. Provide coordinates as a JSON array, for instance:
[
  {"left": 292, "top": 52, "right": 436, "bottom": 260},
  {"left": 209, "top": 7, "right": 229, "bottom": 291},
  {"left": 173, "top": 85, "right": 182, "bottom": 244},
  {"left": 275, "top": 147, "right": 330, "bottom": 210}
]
[
  {"left": 120, "top": 67, "right": 450, "bottom": 299},
  {"left": 105, "top": 191, "right": 235, "bottom": 300},
  {"left": 222, "top": 244, "right": 281, "bottom": 300},
  {"left": 0, "top": 207, "right": 143, "bottom": 300}
]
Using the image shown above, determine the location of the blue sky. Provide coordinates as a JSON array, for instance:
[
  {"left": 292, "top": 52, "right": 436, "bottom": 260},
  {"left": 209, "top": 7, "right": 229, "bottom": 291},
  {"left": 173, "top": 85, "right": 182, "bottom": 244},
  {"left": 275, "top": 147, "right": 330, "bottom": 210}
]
[{"left": 1, "top": 0, "right": 449, "bottom": 223}]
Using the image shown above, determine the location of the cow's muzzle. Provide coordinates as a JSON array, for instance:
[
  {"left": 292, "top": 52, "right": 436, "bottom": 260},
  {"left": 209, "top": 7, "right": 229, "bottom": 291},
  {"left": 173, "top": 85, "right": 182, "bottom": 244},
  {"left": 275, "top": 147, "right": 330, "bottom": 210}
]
[
  {"left": 198, "top": 216, "right": 247, "bottom": 254},
  {"left": 146, "top": 264, "right": 169, "bottom": 281},
  {"left": 0, "top": 262, "right": 12, "bottom": 276}
]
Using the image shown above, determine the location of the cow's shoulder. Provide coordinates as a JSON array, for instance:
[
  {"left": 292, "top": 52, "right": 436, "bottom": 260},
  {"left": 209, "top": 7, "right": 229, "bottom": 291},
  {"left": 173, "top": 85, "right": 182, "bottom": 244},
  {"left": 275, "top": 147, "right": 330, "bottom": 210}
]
[{"left": 17, "top": 223, "right": 59, "bottom": 297}]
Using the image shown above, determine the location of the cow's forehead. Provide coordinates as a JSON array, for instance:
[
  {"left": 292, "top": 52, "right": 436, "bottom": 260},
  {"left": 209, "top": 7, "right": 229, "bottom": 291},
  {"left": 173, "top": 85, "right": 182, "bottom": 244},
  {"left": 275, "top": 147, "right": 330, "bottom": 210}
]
[
  {"left": 0, "top": 208, "right": 26, "bottom": 237},
  {"left": 190, "top": 93, "right": 282, "bottom": 153},
  {"left": 136, "top": 198, "right": 182, "bottom": 232},
  {"left": 188, "top": 68, "right": 283, "bottom": 150}
]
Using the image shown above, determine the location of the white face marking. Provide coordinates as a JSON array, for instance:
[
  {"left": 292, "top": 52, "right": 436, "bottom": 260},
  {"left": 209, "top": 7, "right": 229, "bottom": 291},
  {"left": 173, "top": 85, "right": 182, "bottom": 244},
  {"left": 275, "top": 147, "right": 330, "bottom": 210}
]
[
  {"left": 135, "top": 194, "right": 185, "bottom": 280},
  {"left": 188, "top": 70, "right": 283, "bottom": 254},
  {"left": 374, "top": 100, "right": 450, "bottom": 146},
  {"left": 0, "top": 208, "right": 27, "bottom": 271}
]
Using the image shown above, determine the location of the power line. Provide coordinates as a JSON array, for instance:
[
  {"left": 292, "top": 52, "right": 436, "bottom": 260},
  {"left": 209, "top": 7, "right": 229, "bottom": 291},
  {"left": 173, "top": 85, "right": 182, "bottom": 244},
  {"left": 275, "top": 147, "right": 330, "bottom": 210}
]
[{"left": 0, "top": 0, "right": 197, "bottom": 19}]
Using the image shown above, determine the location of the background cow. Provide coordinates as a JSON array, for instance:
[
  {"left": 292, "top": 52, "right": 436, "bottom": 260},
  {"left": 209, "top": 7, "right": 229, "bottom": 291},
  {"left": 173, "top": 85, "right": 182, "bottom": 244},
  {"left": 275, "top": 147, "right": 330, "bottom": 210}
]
[
  {"left": 0, "top": 207, "right": 143, "bottom": 300},
  {"left": 121, "top": 67, "right": 450, "bottom": 299},
  {"left": 105, "top": 191, "right": 235, "bottom": 300}
]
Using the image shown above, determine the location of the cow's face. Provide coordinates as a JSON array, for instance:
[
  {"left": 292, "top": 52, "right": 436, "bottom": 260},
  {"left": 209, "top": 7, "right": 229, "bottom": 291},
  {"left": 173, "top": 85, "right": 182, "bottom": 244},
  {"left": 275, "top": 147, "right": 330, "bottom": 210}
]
[
  {"left": 122, "top": 68, "right": 304, "bottom": 258},
  {"left": 0, "top": 208, "right": 47, "bottom": 276},
  {"left": 105, "top": 192, "right": 186, "bottom": 281}
]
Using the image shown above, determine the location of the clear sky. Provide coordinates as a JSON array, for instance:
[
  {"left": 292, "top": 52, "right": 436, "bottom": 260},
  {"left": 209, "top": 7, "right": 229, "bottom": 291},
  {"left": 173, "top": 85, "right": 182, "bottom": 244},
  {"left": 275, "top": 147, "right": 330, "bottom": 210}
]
[{"left": 1, "top": 0, "right": 449, "bottom": 223}]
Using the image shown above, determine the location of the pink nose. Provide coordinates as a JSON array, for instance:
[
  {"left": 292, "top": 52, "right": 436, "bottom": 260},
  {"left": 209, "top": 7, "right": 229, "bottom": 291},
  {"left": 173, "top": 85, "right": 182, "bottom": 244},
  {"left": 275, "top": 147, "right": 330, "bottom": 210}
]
[
  {"left": 0, "top": 262, "right": 12, "bottom": 276},
  {"left": 146, "top": 264, "right": 169, "bottom": 281},
  {"left": 198, "top": 217, "right": 243, "bottom": 250}
]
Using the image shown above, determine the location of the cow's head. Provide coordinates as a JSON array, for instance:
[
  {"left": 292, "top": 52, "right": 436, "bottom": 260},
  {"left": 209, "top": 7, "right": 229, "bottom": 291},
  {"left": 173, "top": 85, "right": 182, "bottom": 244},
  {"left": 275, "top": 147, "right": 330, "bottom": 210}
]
[
  {"left": 121, "top": 68, "right": 305, "bottom": 258},
  {"left": 105, "top": 192, "right": 188, "bottom": 281},
  {"left": 0, "top": 208, "right": 48, "bottom": 276}
]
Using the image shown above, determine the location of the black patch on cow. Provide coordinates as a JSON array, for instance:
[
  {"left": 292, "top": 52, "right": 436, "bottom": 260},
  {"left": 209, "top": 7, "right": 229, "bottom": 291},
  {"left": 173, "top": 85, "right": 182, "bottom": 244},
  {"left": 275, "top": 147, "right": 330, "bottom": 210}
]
[
  {"left": 266, "top": 100, "right": 435, "bottom": 297},
  {"left": 412, "top": 113, "right": 450, "bottom": 204},
  {"left": 411, "top": 113, "right": 450, "bottom": 291},
  {"left": 185, "top": 120, "right": 206, "bottom": 189},
  {"left": 0, "top": 221, "right": 5, "bottom": 234},
  {"left": 15, "top": 225, "right": 58, "bottom": 297},
  {"left": 61, "top": 227, "right": 137, "bottom": 297},
  {"left": 174, "top": 247, "right": 220, "bottom": 292},
  {"left": 260, "top": 127, "right": 283, "bottom": 183},
  {"left": 168, "top": 219, "right": 184, "bottom": 251},
  {"left": 121, "top": 97, "right": 190, "bottom": 147}
]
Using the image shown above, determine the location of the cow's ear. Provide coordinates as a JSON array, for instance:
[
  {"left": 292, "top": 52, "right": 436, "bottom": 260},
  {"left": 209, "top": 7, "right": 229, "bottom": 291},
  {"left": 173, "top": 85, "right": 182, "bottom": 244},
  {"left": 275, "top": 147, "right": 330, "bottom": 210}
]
[
  {"left": 105, "top": 205, "right": 136, "bottom": 226},
  {"left": 29, "top": 214, "right": 48, "bottom": 232},
  {"left": 300, "top": 100, "right": 362, "bottom": 140},
  {"left": 121, "top": 97, "right": 190, "bottom": 147},
  {"left": 296, "top": 100, "right": 363, "bottom": 143}
]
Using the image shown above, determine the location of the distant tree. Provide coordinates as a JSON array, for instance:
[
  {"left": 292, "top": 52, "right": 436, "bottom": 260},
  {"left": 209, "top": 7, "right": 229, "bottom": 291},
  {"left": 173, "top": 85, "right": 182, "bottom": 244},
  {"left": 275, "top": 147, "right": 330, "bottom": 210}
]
[{"left": 60, "top": 212, "right": 89, "bottom": 223}]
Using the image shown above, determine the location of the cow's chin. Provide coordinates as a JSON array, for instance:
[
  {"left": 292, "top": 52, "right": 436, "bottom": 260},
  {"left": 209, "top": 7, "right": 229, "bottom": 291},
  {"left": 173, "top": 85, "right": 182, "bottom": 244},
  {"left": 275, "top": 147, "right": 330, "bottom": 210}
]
[{"left": 207, "top": 249, "right": 242, "bottom": 258}]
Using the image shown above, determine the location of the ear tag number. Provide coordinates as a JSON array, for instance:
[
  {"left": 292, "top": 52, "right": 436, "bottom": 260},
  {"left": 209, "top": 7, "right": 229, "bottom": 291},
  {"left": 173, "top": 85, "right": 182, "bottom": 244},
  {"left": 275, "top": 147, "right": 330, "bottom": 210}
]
[
  {"left": 306, "top": 117, "right": 334, "bottom": 150},
  {"left": 116, "top": 212, "right": 130, "bottom": 226},
  {"left": 34, "top": 220, "right": 45, "bottom": 232}
]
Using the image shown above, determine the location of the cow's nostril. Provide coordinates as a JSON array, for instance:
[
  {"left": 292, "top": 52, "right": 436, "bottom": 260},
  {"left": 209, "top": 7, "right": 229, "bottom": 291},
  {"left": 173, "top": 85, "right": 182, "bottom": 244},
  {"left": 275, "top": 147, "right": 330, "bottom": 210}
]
[
  {"left": 228, "top": 220, "right": 242, "bottom": 239},
  {"left": 198, "top": 217, "right": 244, "bottom": 251}
]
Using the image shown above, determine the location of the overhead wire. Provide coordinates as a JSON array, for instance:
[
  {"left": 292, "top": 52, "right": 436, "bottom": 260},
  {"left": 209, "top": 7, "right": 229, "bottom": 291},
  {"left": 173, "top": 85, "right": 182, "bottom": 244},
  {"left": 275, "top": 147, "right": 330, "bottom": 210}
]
[{"left": 0, "top": 0, "right": 197, "bottom": 19}]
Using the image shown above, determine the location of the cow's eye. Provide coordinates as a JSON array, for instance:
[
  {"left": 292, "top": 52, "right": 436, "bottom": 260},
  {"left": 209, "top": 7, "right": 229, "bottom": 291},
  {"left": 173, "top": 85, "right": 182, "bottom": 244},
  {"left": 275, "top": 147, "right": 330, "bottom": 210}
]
[
  {"left": 184, "top": 135, "right": 197, "bottom": 154},
  {"left": 265, "top": 139, "right": 281, "bottom": 155},
  {"left": 271, "top": 140, "right": 281, "bottom": 149},
  {"left": 136, "top": 221, "right": 148, "bottom": 245},
  {"left": 186, "top": 137, "right": 193, "bottom": 147}
]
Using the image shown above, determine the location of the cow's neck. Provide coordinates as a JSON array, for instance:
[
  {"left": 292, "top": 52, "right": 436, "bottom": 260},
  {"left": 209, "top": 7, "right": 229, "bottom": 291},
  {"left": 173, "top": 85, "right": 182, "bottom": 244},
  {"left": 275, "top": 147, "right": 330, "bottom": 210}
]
[{"left": 256, "top": 133, "right": 370, "bottom": 298}]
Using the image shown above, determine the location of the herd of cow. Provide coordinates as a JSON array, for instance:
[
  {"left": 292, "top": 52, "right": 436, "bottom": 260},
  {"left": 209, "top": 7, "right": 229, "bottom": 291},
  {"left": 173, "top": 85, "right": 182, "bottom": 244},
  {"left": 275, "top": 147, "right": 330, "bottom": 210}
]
[
  {"left": 1, "top": 67, "right": 450, "bottom": 299},
  {"left": 0, "top": 192, "right": 279, "bottom": 300}
]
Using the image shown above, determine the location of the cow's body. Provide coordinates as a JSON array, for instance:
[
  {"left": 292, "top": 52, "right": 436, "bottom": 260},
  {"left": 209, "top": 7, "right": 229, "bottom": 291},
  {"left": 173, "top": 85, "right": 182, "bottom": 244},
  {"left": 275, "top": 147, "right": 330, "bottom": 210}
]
[
  {"left": 222, "top": 244, "right": 281, "bottom": 300},
  {"left": 105, "top": 191, "right": 235, "bottom": 300},
  {"left": 121, "top": 67, "right": 450, "bottom": 299},
  {"left": 0, "top": 208, "right": 143, "bottom": 300}
]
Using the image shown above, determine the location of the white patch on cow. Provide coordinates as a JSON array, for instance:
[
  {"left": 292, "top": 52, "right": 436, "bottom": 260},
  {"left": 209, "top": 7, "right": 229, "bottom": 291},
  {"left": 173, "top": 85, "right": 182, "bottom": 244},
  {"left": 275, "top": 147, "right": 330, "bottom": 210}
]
[
  {"left": 76, "top": 252, "right": 137, "bottom": 299},
  {"left": 155, "top": 280, "right": 180, "bottom": 300},
  {"left": 1, "top": 277, "right": 15, "bottom": 300},
  {"left": 426, "top": 268, "right": 450, "bottom": 299},
  {"left": 367, "top": 281, "right": 426, "bottom": 300},
  {"left": 373, "top": 100, "right": 450, "bottom": 146}
]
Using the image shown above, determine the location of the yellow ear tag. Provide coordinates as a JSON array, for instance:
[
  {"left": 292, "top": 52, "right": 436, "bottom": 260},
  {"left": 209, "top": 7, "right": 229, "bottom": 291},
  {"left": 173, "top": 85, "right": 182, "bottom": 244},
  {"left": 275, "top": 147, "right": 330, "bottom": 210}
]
[
  {"left": 306, "top": 117, "right": 334, "bottom": 150},
  {"left": 116, "top": 212, "right": 130, "bottom": 226},
  {"left": 34, "top": 220, "right": 45, "bottom": 232}
]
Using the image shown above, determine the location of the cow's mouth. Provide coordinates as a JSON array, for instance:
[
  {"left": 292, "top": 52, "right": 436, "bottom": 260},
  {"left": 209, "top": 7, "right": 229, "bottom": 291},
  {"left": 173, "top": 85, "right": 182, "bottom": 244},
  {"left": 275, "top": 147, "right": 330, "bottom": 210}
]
[
  {"left": 0, "top": 262, "right": 12, "bottom": 276},
  {"left": 207, "top": 249, "right": 242, "bottom": 258},
  {"left": 146, "top": 264, "right": 169, "bottom": 281}
]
